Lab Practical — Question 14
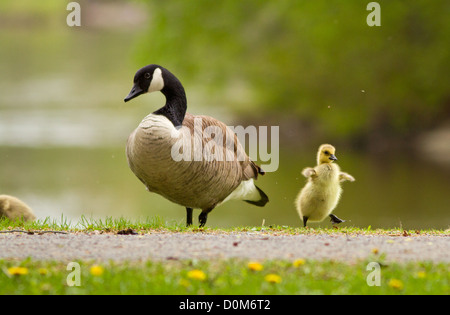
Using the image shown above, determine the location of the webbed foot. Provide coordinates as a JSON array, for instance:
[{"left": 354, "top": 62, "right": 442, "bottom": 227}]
[{"left": 329, "top": 214, "right": 345, "bottom": 224}]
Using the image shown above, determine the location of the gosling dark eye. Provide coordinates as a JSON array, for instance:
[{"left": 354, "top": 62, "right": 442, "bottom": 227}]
[
  {"left": 324, "top": 151, "right": 329, "bottom": 155},
  {"left": 144, "top": 72, "right": 151, "bottom": 79}
]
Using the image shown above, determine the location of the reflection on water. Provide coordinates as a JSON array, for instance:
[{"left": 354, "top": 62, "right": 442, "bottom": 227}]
[
  {"left": 0, "top": 108, "right": 136, "bottom": 147},
  {"left": 0, "top": 146, "right": 448, "bottom": 229}
]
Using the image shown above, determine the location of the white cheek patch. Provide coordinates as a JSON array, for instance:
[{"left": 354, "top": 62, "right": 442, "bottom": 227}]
[{"left": 148, "top": 68, "right": 164, "bottom": 92}]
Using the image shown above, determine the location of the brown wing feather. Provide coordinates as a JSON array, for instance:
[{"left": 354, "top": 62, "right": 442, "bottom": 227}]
[{"left": 183, "top": 113, "right": 263, "bottom": 181}]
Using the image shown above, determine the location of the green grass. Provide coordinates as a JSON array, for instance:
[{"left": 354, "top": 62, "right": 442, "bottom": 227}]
[
  {"left": 0, "top": 215, "right": 184, "bottom": 233},
  {"left": 1, "top": 216, "right": 448, "bottom": 295},
  {"left": 1, "top": 216, "right": 448, "bottom": 235},
  {"left": 0, "top": 258, "right": 448, "bottom": 295}
]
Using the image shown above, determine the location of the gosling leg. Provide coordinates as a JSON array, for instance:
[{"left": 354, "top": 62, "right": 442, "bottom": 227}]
[
  {"left": 303, "top": 216, "right": 308, "bottom": 227},
  {"left": 186, "top": 207, "right": 193, "bottom": 227},
  {"left": 329, "top": 214, "right": 345, "bottom": 224}
]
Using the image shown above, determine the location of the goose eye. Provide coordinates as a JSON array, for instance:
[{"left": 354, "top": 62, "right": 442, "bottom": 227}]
[
  {"left": 324, "top": 151, "right": 329, "bottom": 155},
  {"left": 144, "top": 72, "right": 151, "bottom": 79}
]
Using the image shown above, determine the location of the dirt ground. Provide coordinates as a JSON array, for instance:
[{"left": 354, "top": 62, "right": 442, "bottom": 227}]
[{"left": 0, "top": 232, "right": 448, "bottom": 263}]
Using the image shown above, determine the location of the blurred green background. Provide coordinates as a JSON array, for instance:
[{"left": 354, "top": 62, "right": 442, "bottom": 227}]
[{"left": 0, "top": 0, "right": 449, "bottom": 229}]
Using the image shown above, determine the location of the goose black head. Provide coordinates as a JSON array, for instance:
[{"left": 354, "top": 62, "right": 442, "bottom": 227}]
[{"left": 124, "top": 64, "right": 165, "bottom": 102}]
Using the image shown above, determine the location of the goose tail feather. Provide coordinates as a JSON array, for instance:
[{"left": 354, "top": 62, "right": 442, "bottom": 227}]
[{"left": 244, "top": 185, "right": 269, "bottom": 207}]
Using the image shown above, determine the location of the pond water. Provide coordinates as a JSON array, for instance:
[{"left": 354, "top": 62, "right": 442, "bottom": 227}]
[{"left": 0, "top": 144, "right": 449, "bottom": 230}]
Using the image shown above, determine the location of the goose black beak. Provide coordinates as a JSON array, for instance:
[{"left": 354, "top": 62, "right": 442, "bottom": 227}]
[
  {"left": 329, "top": 154, "right": 337, "bottom": 161},
  {"left": 124, "top": 83, "right": 144, "bottom": 102}
]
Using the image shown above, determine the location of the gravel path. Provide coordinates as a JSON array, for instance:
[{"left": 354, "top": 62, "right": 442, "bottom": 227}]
[{"left": 0, "top": 232, "right": 448, "bottom": 263}]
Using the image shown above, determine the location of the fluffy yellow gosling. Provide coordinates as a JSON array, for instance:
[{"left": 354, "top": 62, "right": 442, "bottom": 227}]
[
  {"left": 0, "top": 195, "right": 36, "bottom": 222},
  {"left": 295, "top": 144, "right": 354, "bottom": 227}
]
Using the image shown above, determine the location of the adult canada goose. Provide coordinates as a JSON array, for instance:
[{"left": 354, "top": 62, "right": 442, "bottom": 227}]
[
  {"left": 295, "top": 144, "right": 354, "bottom": 227},
  {"left": 124, "top": 64, "right": 268, "bottom": 227},
  {"left": 0, "top": 195, "right": 36, "bottom": 222}
]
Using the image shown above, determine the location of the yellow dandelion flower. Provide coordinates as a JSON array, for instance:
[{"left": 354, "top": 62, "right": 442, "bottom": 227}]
[
  {"left": 388, "top": 279, "right": 404, "bottom": 290},
  {"left": 187, "top": 269, "right": 206, "bottom": 281},
  {"left": 416, "top": 271, "right": 426, "bottom": 279},
  {"left": 371, "top": 248, "right": 379, "bottom": 254},
  {"left": 264, "top": 274, "right": 282, "bottom": 284},
  {"left": 247, "top": 262, "right": 264, "bottom": 271},
  {"left": 38, "top": 268, "right": 48, "bottom": 275},
  {"left": 293, "top": 259, "right": 306, "bottom": 267},
  {"left": 8, "top": 266, "right": 28, "bottom": 276},
  {"left": 90, "top": 265, "right": 104, "bottom": 276}
]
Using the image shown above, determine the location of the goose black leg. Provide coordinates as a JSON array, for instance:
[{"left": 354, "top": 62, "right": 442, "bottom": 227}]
[
  {"left": 199, "top": 208, "right": 214, "bottom": 227},
  {"left": 303, "top": 216, "right": 308, "bottom": 227},
  {"left": 329, "top": 214, "right": 345, "bottom": 224},
  {"left": 186, "top": 207, "right": 193, "bottom": 227}
]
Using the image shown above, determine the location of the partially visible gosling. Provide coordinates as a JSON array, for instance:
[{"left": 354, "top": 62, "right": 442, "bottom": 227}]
[
  {"left": 0, "top": 195, "right": 36, "bottom": 222},
  {"left": 295, "top": 144, "right": 355, "bottom": 227}
]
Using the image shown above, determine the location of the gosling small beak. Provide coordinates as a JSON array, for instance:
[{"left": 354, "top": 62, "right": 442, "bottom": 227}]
[
  {"left": 124, "top": 83, "right": 144, "bottom": 102},
  {"left": 329, "top": 154, "right": 337, "bottom": 161}
]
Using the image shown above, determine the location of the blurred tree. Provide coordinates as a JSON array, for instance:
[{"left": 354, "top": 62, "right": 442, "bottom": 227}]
[{"left": 134, "top": 0, "right": 449, "bottom": 147}]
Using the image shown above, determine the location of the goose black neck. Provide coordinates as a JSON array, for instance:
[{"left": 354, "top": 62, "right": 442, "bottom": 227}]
[{"left": 153, "top": 70, "right": 187, "bottom": 128}]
